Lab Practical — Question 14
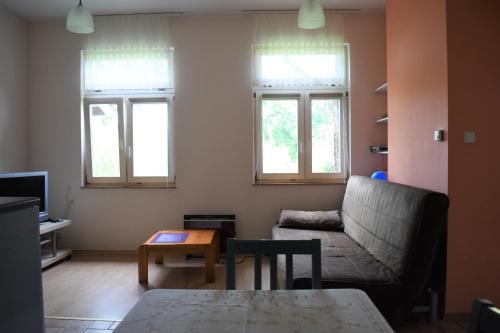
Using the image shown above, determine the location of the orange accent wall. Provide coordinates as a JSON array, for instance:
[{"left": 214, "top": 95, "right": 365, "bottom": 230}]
[
  {"left": 386, "top": 0, "right": 448, "bottom": 194},
  {"left": 387, "top": 0, "right": 500, "bottom": 313},
  {"left": 446, "top": 0, "right": 500, "bottom": 313}
]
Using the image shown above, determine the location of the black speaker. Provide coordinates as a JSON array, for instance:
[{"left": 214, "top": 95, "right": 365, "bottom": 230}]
[{"left": 184, "top": 215, "right": 236, "bottom": 255}]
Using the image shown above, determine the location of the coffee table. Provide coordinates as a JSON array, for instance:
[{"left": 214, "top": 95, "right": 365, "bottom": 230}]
[{"left": 138, "top": 229, "right": 218, "bottom": 284}]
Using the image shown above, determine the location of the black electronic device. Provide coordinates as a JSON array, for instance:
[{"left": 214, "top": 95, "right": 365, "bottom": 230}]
[
  {"left": 184, "top": 214, "right": 236, "bottom": 255},
  {"left": 370, "top": 145, "right": 388, "bottom": 153},
  {"left": 0, "top": 171, "right": 49, "bottom": 222}
]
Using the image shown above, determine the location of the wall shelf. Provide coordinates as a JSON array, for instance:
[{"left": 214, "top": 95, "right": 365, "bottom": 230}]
[
  {"left": 374, "top": 82, "right": 388, "bottom": 93},
  {"left": 371, "top": 82, "right": 388, "bottom": 161}
]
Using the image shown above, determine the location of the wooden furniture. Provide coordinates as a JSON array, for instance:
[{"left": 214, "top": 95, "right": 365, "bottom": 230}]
[
  {"left": 0, "top": 197, "right": 44, "bottom": 333},
  {"left": 226, "top": 238, "right": 321, "bottom": 290},
  {"left": 184, "top": 214, "right": 236, "bottom": 255},
  {"left": 114, "top": 289, "right": 394, "bottom": 333},
  {"left": 138, "top": 229, "right": 218, "bottom": 283},
  {"left": 469, "top": 299, "right": 500, "bottom": 333},
  {"left": 40, "top": 220, "right": 72, "bottom": 268}
]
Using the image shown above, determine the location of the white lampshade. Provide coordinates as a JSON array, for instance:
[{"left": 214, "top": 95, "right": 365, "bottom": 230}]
[
  {"left": 298, "top": 0, "right": 326, "bottom": 30},
  {"left": 66, "top": 1, "right": 94, "bottom": 34}
]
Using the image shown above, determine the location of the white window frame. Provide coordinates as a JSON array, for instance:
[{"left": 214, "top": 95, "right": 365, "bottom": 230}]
[
  {"left": 83, "top": 98, "right": 127, "bottom": 185},
  {"left": 82, "top": 94, "right": 175, "bottom": 187},
  {"left": 254, "top": 88, "right": 349, "bottom": 184},
  {"left": 81, "top": 46, "right": 175, "bottom": 188},
  {"left": 254, "top": 93, "right": 305, "bottom": 181},
  {"left": 126, "top": 97, "right": 175, "bottom": 185},
  {"left": 253, "top": 43, "right": 350, "bottom": 185},
  {"left": 305, "top": 93, "right": 348, "bottom": 181}
]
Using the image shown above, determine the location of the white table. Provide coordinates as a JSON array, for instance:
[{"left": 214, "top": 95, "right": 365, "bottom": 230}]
[{"left": 114, "top": 289, "right": 394, "bottom": 333}]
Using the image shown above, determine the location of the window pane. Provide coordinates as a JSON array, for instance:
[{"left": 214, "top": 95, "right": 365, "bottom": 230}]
[
  {"left": 311, "top": 99, "right": 341, "bottom": 173},
  {"left": 256, "top": 52, "right": 346, "bottom": 87},
  {"left": 132, "top": 103, "right": 168, "bottom": 177},
  {"left": 262, "top": 99, "right": 299, "bottom": 174},
  {"left": 89, "top": 103, "right": 121, "bottom": 177},
  {"left": 84, "top": 49, "right": 170, "bottom": 91},
  {"left": 261, "top": 55, "right": 339, "bottom": 81}
]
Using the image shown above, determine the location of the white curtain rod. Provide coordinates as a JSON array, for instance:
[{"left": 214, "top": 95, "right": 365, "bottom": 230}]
[
  {"left": 241, "top": 9, "right": 360, "bottom": 14},
  {"left": 94, "top": 12, "right": 183, "bottom": 17},
  {"left": 94, "top": 9, "right": 359, "bottom": 18}
]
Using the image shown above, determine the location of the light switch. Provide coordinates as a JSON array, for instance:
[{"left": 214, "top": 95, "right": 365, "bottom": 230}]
[
  {"left": 464, "top": 131, "right": 476, "bottom": 144},
  {"left": 433, "top": 130, "right": 444, "bottom": 142}
]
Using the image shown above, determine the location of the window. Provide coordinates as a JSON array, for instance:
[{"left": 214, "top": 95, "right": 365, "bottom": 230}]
[
  {"left": 253, "top": 44, "right": 349, "bottom": 184},
  {"left": 84, "top": 99, "right": 125, "bottom": 183},
  {"left": 84, "top": 49, "right": 172, "bottom": 92},
  {"left": 82, "top": 48, "right": 175, "bottom": 187}
]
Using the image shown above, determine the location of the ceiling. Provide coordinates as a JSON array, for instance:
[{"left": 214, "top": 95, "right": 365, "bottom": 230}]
[{"left": 0, "top": 0, "right": 385, "bottom": 21}]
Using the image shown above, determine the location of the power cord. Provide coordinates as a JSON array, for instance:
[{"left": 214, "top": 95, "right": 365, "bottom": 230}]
[{"left": 62, "top": 185, "right": 75, "bottom": 219}]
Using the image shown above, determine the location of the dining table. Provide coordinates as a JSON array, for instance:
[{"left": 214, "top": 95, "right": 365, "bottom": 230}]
[{"left": 114, "top": 288, "right": 394, "bottom": 333}]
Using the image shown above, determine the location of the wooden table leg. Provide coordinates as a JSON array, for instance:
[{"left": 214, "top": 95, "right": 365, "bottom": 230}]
[
  {"left": 215, "top": 231, "right": 220, "bottom": 264},
  {"left": 205, "top": 241, "right": 216, "bottom": 283},
  {"left": 138, "top": 245, "right": 148, "bottom": 283},
  {"left": 154, "top": 252, "right": 164, "bottom": 265}
]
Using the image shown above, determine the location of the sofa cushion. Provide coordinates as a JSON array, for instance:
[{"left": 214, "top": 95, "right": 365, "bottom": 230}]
[
  {"left": 272, "top": 224, "right": 352, "bottom": 247},
  {"left": 272, "top": 225, "right": 399, "bottom": 286},
  {"left": 278, "top": 209, "right": 343, "bottom": 231},
  {"left": 341, "top": 176, "right": 447, "bottom": 278}
]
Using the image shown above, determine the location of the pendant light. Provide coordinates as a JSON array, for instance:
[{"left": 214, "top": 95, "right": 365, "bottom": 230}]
[
  {"left": 66, "top": 0, "right": 94, "bottom": 34},
  {"left": 298, "top": 0, "right": 326, "bottom": 30}
]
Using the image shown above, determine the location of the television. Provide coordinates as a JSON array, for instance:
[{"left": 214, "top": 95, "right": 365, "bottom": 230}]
[{"left": 0, "top": 171, "right": 48, "bottom": 221}]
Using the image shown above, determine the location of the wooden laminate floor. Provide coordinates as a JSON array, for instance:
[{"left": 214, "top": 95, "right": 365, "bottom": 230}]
[
  {"left": 45, "top": 318, "right": 120, "bottom": 333},
  {"left": 42, "top": 253, "right": 469, "bottom": 332}
]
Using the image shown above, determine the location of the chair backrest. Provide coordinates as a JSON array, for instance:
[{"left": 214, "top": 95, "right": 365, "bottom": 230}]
[
  {"left": 469, "top": 299, "right": 500, "bottom": 333},
  {"left": 226, "top": 238, "right": 321, "bottom": 290}
]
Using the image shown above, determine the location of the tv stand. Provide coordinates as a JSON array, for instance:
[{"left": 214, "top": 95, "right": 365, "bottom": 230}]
[{"left": 39, "top": 220, "right": 72, "bottom": 268}]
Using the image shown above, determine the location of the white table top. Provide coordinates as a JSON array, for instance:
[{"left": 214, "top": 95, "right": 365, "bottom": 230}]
[{"left": 114, "top": 289, "right": 394, "bottom": 333}]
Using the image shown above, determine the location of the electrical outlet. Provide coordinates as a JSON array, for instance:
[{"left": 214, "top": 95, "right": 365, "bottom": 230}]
[{"left": 464, "top": 131, "right": 476, "bottom": 144}]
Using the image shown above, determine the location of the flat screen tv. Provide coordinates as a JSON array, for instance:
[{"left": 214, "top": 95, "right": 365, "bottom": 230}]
[{"left": 0, "top": 171, "right": 48, "bottom": 221}]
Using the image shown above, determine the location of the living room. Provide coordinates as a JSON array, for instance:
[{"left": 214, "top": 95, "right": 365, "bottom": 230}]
[{"left": 0, "top": 0, "right": 499, "bottom": 332}]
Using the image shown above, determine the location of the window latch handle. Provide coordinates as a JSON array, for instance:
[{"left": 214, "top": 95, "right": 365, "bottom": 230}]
[{"left": 128, "top": 146, "right": 133, "bottom": 158}]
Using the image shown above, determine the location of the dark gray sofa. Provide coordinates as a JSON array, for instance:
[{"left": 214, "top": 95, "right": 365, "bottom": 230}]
[{"left": 272, "top": 175, "right": 449, "bottom": 320}]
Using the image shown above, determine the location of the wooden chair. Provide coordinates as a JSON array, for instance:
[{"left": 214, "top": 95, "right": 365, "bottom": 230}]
[
  {"left": 226, "top": 238, "right": 321, "bottom": 290},
  {"left": 469, "top": 299, "right": 500, "bottom": 333}
]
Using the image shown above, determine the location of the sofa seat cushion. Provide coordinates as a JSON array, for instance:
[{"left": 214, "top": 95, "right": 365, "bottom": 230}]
[{"left": 272, "top": 225, "right": 400, "bottom": 286}]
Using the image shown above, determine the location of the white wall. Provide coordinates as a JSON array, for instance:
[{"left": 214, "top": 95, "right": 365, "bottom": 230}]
[
  {"left": 28, "top": 13, "right": 387, "bottom": 250},
  {"left": 0, "top": 5, "right": 28, "bottom": 172}
]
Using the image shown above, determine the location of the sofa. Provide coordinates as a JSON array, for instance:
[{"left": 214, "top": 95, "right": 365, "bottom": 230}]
[{"left": 272, "top": 175, "right": 449, "bottom": 320}]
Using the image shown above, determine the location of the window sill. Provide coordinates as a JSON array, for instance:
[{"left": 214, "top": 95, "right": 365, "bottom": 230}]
[
  {"left": 253, "top": 179, "right": 347, "bottom": 185},
  {"left": 81, "top": 183, "right": 176, "bottom": 189}
]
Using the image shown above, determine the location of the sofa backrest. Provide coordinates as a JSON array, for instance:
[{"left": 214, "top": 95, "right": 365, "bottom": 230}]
[{"left": 341, "top": 176, "right": 448, "bottom": 279}]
